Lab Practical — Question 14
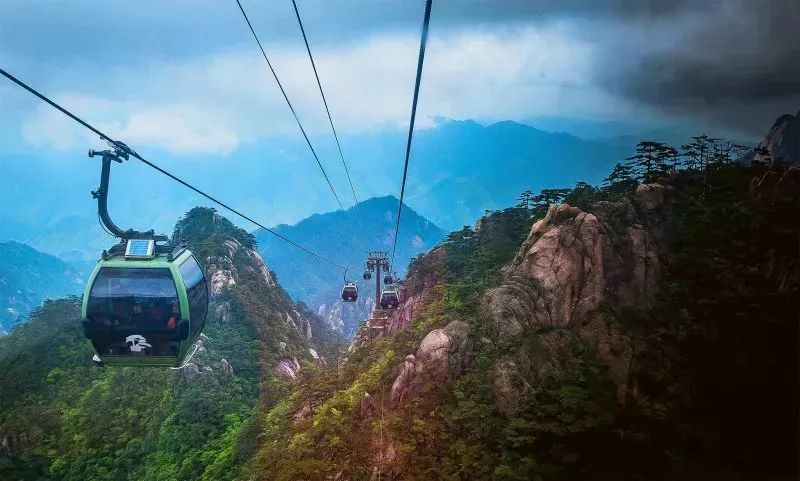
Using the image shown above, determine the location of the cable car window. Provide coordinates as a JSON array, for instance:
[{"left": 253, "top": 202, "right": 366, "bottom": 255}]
[
  {"left": 88, "top": 267, "right": 179, "bottom": 332},
  {"left": 179, "top": 255, "right": 204, "bottom": 290},
  {"left": 179, "top": 256, "right": 208, "bottom": 336}
]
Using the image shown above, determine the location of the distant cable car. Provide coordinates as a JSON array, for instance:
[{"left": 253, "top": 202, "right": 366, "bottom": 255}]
[
  {"left": 384, "top": 272, "right": 394, "bottom": 284},
  {"left": 80, "top": 143, "right": 208, "bottom": 367},
  {"left": 379, "top": 286, "right": 400, "bottom": 309},
  {"left": 341, "top": 281, "right": 358, "bottom": 302},
  {"left": 363, "top": 262, "right": 372, "bottom": 280}
]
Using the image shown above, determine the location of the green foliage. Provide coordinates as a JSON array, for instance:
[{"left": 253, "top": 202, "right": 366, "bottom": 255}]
[
  {"left": 443, "top": 207, "right": 534, "bottom": 315},
  {"left": 173, "top": 206, "right": 256, "bottom": 251},
  {"left": 0, "top": 206, "right": 327, "bottom": 480}
]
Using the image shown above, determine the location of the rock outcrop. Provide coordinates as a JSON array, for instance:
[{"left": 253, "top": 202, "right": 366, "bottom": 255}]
[
  {"left": 275, "top": 357, "right": 301, "bottom": 379},
  {"left": 206, "top": 238, "right": 275, "bottom": 297},
  {"left": 757, "top": 111, "right": 799, "bottom": 165},
  {"left": 219, "top": 358, "right": 234, "bottom": 376},
  {"left": 750, "top": 166, "right": 800, "bottom": 204},
  {"left": 482, "top": 185, "right": 672, "bottom": 414},
  {"left": 389, "top": 320, "right": 468, "bottom": 409},
  {"left": 359, "top": 392, "right": 376, "bottom": 419}
]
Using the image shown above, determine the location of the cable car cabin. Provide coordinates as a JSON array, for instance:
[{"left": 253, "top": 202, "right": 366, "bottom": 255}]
[
  {"left": 383, "top": 273, "right": 394, "bottom": 284},
  {"left": 81, "top": 239, "right": 208, "bottom": 367},
  {"left": 379, "top": 286, "right": 400, "bottom": 310},
  {"left": 363, "top": 269, "right": 372, "bottom": 280},
  {"left": 341, "top": 282, "right": 358, "bottom": 302}
]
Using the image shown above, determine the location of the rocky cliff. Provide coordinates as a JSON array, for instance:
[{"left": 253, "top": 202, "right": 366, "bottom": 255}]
[
  {"left": 174, "top": 207, "right": 331, "bottom": 381},
  {"left": 251, "top": 114, "right": 798, "bottom": 480},
  {"left": 482, "top": 183, "right": 670, "bottom": 412},
  {"left": 757, "top": 110, "right": 800, "bottom": 164}
]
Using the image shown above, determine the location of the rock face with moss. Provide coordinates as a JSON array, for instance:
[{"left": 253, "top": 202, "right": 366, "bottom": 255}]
[{"left": 482, "top": 184, "right": 671, "bottom": 411}]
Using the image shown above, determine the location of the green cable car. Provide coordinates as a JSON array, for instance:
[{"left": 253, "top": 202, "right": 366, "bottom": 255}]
[
  {"left": 80, "top": 142, "right": 208, "bottom": 367},
  {"left": 81, "top": 239, "right": 208, "bottom": 367}
]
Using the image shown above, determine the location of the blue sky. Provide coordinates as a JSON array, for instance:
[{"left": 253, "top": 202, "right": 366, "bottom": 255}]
[{"left": 0, "top": 0, "right": 797, "bottom": 247}]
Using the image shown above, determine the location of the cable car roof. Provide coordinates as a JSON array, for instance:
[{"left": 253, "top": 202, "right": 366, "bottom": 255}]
[{"left": 98, "top": 248, "right": 193, "bottom": 268}]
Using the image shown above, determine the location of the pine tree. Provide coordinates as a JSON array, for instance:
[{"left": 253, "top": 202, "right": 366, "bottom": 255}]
[
  {"left": 625, "top": 141, "right": 674, "bottom": 181},
  {"left": 516, "top": 190, "right": 534, "bottom": 211},
  {"left": 680, "top": 135, "right": 711, "bottom": 170}
]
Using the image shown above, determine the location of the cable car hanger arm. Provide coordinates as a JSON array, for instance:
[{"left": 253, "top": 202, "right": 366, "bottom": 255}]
[{"left": 89, "top": 143, "right": 168, "bottom": 242}]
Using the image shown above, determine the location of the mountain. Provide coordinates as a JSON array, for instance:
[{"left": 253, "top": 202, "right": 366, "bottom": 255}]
[
  {"left": 254, "top": 195, "right": 445, "bottom": 338},
  {"left": 0, "top": 118, "right": 632, "bottom": 260},
  {"left": 0, "top": 241, "right": 84, "bottom": 334},
  {"left": 251, "top": 120, "right": 799, "bottom": 479},
  {"left": 401, "top": 119, "right": 631, "bottom": 229},
  {"left": 0, "top": 207, "right": 341, "bottom": 480}
]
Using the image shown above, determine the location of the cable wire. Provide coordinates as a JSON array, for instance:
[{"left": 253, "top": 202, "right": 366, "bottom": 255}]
[
  {"left": 286, "top": 0, "right": 379, "bottom": 269},
  {"left": 391, "top": 0, "right": 432, "bottom": 266},
  {"left": 290, "top": 0, "right": 358, "bottom": 205},
  {"left": 0, "top": 67, "right": 347, "bottom": 271},
  {"left": 234, "top": 0, "right": 344, "bottom": 211}
]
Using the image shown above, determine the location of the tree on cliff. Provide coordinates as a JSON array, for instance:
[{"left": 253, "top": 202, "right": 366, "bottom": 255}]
[{"left": 625, "top": 140, "right": 675, "bottom": 181}]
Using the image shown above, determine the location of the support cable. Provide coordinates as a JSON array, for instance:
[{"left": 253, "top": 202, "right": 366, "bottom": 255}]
[
  {"left": 0, "top": 67, "right": 347, "bottom": 271},
  {"left": 290, "top": 0, "right": 358, "bottom": 205},
  {"left": 391, "top": 0, "right": 433, "bottom": 266},
  {"left": 234, "top": 0, "right": 345, "bottom": 210}
]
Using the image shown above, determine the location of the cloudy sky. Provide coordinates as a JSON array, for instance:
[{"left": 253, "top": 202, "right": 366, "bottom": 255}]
[{"left": 0, "top": 0, "right": 797, "bottom": 233}]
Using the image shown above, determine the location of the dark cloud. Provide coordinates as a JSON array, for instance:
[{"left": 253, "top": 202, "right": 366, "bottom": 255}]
[
  {"left": 2, "top": 0, "right": 794, "bottom": 139},
  {"left": 0, "top": 0, "right": 705, "bottom": 64},
  {"left": 606, "top": 0, "right": 800, "bottom": 137}
]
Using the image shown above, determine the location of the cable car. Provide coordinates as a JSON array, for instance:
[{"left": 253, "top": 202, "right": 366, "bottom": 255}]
[
  {"left": 384, "top": 272, "right": 394, "bottom": 284},
  {"left": 80, "top": 143, "right": 208, "bottom": 367},
  {"left": 341, "top": 281, "right": 358, "bottom": 302},
  {"left": 363, "top": 263, "right": 372, "bottom": 280},
  {"left": 379, "top": 286, "right": 400, "bottom": 309},
  {"left": 82, "top": 239, "right": 208, "bottom": 367}
]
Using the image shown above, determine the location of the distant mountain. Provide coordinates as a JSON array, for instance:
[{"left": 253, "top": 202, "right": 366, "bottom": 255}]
[
  {"left": 254, "top": 196, "right": 445, "bottom": 337},
  {"left": 0, "top": 118, "right": 635, "bottom": 251},
  {"left": 399, "top": 119, "right": 632, "bottom": 229},
  {"left": 0, "top": 241, "right": 84, "bottom": 333}
]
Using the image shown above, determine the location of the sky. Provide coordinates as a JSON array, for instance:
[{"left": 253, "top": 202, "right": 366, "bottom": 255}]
[{"left": 0, "top": 0, "right": 798, "bottom": 248}]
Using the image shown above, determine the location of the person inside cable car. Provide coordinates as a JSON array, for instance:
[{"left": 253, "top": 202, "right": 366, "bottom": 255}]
[{"left": 166, "top": 300, "right": 179, "bottom": 330}]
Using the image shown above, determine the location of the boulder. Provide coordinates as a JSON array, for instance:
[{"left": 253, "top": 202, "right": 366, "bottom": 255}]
[
  {"left": 389, "top": 321, "right": 468, "bottom": 409},
  {"left": 215, "top": 301, "right": 231, "bottom": 323},
  {"left": 182, "top": 363, "right": 201, "bottom": 382}
]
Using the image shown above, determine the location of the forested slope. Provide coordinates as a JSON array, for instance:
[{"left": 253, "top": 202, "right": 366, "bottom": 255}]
[
  {"left": 0, "top": 207, "right": 337, "bottom": 480},
  {"left": 252, "top": 130, "right": 799, "bottom": 480}
]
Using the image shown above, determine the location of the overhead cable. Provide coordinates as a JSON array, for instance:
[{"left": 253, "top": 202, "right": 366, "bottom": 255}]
[{"left": 0, "top": 67, "right": 348, "bottom": 271}]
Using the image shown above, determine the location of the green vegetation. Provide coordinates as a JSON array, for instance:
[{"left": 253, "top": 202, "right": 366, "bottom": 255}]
[
  {"left": 0, "top": 207, "right": 333, "bottom": 480},
  {"left": 252, "top": 137, "right": 797, "bottom": 480},
  {"left": 0, "top": 140, "right": 796, "bottom": 480}
]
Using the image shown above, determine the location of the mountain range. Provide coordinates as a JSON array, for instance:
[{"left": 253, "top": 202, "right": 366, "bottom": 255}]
[
  {"left": 0, "top": 241, "right": 84, "bottom": 334},
  {"left": 0, "top": 118, "right": 646, "bottom": 262}
]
